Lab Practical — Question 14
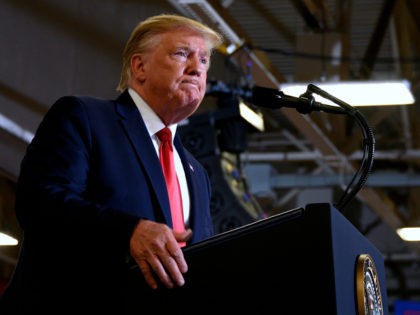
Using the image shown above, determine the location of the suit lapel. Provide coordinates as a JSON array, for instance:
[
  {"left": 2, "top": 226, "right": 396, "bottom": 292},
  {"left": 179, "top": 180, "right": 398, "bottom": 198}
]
[
  {"left": 114, "top": 91, "right": 172, "bottom": 226},
  {"left": 174, "top": 135, "right": 197, "bottom": 228}
]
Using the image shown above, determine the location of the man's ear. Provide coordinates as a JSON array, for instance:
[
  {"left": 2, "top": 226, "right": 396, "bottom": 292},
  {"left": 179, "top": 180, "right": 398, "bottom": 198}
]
[{"left": 130, "top": 54, "right": 146, "bottom": 81}]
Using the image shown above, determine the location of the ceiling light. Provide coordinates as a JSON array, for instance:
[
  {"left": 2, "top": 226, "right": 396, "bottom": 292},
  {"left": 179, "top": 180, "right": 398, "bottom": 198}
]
[
  {"left": 396, "top": 227, "right": 420, "bottom": 242},
  {"left": 0, "top": 232, "right": 18, "bottom": 246},
  {"left": 279, "top": 80, "right": 415, "bottom": 107},
  {"left": 239, "top": 100, "right": 265, "bottom": 131},
  {"left": 0, "top": 112, "right": 34, "bottom": 144}
]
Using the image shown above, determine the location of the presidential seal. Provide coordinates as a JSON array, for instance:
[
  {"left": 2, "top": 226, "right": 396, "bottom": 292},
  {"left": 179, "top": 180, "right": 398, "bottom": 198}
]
[{"left": 356, "top": 254, "right": 384, "bottom": 315}]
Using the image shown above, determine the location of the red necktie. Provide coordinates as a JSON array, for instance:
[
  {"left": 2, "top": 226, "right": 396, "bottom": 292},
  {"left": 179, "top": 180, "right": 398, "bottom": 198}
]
[{"left": 156, "top": 128, "right": 186, "bottom": 247}]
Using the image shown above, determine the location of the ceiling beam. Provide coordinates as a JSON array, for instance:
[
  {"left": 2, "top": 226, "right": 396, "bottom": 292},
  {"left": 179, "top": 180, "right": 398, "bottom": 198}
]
[
  {"left": 358, "top": 0, "right": 398, "bottom": 78},
  {"left": 289, "top": 0, "right": 324, "bottom": 31},
  {"left": 245, "top": 0, "right": 295, "bottom": 44}
]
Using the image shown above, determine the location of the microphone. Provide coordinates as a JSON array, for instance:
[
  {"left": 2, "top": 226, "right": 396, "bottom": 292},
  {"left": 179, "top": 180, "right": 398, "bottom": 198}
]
[{"left": 251, "top": 85, "right": 345, "bottom": 114}]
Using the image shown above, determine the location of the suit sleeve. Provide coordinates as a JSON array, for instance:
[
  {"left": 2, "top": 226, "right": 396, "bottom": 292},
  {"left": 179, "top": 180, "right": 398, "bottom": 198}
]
[{"left": 15, "top": 96, "right": 139, "bottom": 250}]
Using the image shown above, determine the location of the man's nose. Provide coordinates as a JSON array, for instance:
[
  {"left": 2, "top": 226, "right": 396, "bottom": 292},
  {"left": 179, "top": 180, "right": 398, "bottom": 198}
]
[{"left": 187, "top": 56, "right": 204, "bottom": 76}]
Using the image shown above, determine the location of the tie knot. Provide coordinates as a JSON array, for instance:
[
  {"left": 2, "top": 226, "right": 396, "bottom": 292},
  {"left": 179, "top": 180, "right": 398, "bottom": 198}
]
[{"left": 157, "top": 127, "right": 172, "bottom": 143}]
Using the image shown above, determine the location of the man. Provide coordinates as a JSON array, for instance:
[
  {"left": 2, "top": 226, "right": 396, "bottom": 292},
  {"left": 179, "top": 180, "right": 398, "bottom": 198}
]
[{"left": 0, "top": 14, "right": 223, "bottom": 314}]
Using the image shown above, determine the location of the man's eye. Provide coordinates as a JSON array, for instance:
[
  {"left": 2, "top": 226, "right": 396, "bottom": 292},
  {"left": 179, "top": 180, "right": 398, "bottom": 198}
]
[
  {"left": 200, "top": 57, "right": 208, "bottom": 65},
  {"left": 175, "top": 51, "right": 187, "bottom": 57}
]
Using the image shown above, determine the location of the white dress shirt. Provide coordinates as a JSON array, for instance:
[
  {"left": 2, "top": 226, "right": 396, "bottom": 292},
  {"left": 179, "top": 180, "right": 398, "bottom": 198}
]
[{"left": 128, "top": 88, "right": 190, "bottom": 226}]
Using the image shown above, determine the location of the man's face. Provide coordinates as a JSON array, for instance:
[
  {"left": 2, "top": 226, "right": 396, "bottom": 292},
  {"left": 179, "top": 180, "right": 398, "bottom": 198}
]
[{"left": 132, "top": 27, "right": 211, "bottom": 125}]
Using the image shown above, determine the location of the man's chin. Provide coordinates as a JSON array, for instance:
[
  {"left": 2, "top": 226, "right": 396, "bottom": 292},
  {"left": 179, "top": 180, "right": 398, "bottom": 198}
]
[{"left": 180, "top": 92, "right": 202, "bottom": 106}]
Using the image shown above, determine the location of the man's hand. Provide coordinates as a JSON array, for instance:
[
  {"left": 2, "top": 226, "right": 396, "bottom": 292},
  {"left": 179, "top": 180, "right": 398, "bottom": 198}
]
[{"left": 129, "top": 219, "right": 193, "bottom": 289}]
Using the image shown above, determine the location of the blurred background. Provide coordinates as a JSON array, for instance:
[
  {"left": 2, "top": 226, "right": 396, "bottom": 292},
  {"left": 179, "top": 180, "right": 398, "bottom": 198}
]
[{"left": 0, "top": 0, "right": 419, "bottom": 313}]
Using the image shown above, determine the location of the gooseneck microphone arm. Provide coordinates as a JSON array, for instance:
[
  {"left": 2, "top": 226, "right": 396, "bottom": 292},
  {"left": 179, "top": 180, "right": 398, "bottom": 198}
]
[
  {"left": 251, "top": 84, "right": 375, "bottom": 212},
  {"left": 306, "top": 84, "right": 375, "bottom": 212}
]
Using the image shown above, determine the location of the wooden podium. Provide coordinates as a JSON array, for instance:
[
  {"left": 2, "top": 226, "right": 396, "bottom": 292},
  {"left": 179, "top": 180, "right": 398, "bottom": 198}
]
[{"left": 124, "top": 203, "right": 388, "bottom": 314}]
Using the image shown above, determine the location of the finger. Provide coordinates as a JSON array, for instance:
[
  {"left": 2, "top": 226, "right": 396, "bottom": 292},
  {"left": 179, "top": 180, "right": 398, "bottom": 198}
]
[
  {"left": 138, "top": 259, "right": 159, "bottom": 290},
  {"left": 184, "top": 228, "right": 193, "bottom": 240},
  {"left": 166, "top": 241, "right": 188, "bottom": 274},
  {"left": 145, "top": 255, "right": 178, "bottom": 289},
  {"left": 174, "top": 228, "right": 193, "bottom": 243},
  {"left": 136, "top": 246, "right": 175, "bottom": 290},
  {"left": 159, "top": 254, "right": 185, "bottom": 287}
]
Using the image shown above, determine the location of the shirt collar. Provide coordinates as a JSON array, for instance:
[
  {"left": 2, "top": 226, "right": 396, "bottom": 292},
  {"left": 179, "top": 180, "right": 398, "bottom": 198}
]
[{"left": 128, "top": 88, "right": 177, "bottom": 139}]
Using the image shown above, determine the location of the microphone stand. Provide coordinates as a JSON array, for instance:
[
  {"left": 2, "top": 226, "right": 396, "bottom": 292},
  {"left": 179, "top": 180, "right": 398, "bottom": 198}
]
[
  {"left": 206, "top": 80, "right": 375, "bottom": 212},
  {"left": 304, "top": 84, "right": 375, "bottom": 212}
]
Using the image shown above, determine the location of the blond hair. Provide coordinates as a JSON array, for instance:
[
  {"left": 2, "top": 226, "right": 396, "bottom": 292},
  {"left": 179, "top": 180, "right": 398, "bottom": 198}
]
[{"left": 116, "top": 14, "right": 223, "bottom": 92}]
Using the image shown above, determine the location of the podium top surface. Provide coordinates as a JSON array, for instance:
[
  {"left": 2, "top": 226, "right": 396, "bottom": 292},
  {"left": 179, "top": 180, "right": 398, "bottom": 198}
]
[{"left": 184, "top": 205, "right": 305, "bottom": 255}]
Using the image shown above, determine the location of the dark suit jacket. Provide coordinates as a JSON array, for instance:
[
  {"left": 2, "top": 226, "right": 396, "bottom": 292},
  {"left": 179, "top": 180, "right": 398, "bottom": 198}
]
[{"left": 0, "top": 90, "right": 213, "bottom": 314}]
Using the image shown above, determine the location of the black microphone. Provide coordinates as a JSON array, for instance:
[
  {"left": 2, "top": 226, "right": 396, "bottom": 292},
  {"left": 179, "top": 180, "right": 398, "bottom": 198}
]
[{"left": 251, "top": 85, "right": 345, "bottom": 114}]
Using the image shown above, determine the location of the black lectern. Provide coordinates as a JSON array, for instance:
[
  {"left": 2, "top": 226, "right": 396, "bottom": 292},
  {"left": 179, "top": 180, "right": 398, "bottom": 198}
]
[{"left": 124, "top": 203, "right": 388, "bottom": 314}]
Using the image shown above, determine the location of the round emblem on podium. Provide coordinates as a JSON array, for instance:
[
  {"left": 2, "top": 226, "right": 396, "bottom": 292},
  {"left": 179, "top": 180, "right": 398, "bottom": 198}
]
[{"left": 356, "top": 254, "right": 384, "bottom": 315}]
